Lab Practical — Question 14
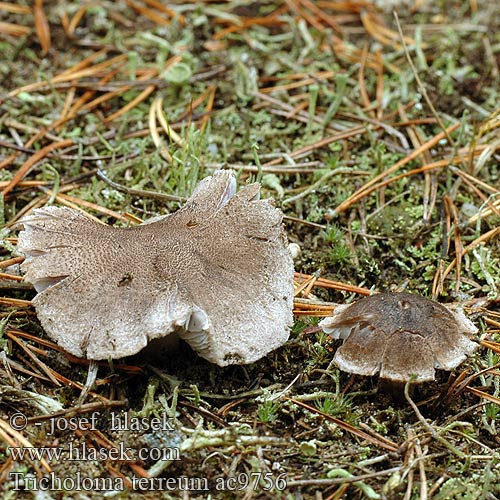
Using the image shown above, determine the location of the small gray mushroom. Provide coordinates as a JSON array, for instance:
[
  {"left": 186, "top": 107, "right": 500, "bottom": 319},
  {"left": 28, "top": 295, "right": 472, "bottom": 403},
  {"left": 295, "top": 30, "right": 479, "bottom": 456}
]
[
  {"left": 319, "top": 292, "right": 478, "bottom": 383},
  {"left": 17, "top": 170, "right": 294, "bottom": 366}
]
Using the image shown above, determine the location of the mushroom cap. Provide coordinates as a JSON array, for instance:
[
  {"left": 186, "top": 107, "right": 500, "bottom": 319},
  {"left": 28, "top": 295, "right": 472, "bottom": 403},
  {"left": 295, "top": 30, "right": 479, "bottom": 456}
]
[
  {"left": 17, "top": 170, "right": 294, "bottom": 366},
  {"left": 319, "top": 292, "right": 478, "bottom": 382}
]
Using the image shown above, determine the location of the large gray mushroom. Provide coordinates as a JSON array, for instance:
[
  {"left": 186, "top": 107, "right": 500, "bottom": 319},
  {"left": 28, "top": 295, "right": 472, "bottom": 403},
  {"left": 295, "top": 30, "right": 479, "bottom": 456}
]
[
  {"left": 17, "top": 170, "right": 294, "bottom": 366},
  {"left": 319, "top": 292, "right": 478, "bottom": 383}
]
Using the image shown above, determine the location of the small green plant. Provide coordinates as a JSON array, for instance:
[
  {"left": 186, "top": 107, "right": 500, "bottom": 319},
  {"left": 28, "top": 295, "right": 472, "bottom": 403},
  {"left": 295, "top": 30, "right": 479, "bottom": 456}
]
[
  {"left": 315, "top": 394, "right": 353, "bottom": 418},
  {"left": 321, "top": 224, "right": 353, "bottom": 267},
  {"left": 485, "top": 404, "right": 499, "bottom": 420},
  {"left": 257, "top": 400, "right": 280, "bottom": 424}
]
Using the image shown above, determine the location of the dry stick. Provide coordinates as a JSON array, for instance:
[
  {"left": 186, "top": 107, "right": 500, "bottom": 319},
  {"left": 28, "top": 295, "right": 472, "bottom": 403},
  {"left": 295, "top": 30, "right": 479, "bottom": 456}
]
[
  {"left": 59, "top": 85, "right": 76, "bottom": 124},
  {"left": 339, "top": 160, "right": 450, "bottom": 215},
  {"left": 8, "top": 329, "right": 143, "bottom": 374},
  {"left": 481, "top": 339, "right": 500, "bottom": 353},
  {"left": 56, "top": 47, "right": 110, "bottom": 78},
  {"left": 361, "top": 11, "right": 395, "bottom": 46},
  {"left": 404, "top": 380, "right": 466, "bottom": 459},
  {"left": 26, "top": 401, "right": 125, "bottom": 425},
  {"left": 333, "top": 122, "right": 460, "bottom": 215},
  {"left": 97, "top": 169, "right": 185, "bottom": 203},
  {"left": 55, "top": 64, "right": 124, "bottom": 131},
  {"left": 415, "top": 437, "right": 428, "bottom": 500},
  {"left": 294, "top": 275, "right": 316, "bottom": 297},
  {"left": 403, "top": 428, "right": 415, "bottom": 500},
  {"left": 287, "top": 467, "right": 402, "bottom": 487}
]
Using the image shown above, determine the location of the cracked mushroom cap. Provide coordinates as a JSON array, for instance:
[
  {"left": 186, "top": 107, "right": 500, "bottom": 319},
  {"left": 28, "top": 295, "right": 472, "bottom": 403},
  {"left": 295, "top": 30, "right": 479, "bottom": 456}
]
[
  {"left": 17, "top": 170, "right": 294, "bottom": 366},
  {"left": 319, "top": 292, "right": 478, "bottom": 383}
]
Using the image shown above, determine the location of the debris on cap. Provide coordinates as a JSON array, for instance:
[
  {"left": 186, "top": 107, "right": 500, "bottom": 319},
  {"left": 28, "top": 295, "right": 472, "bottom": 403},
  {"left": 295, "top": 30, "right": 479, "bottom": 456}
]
[
  {"left": 17, "top": 170, "right": 294, "bottom": 366},
  {"left": 319, "top": 292, "right": 478, "bottom": 383}
]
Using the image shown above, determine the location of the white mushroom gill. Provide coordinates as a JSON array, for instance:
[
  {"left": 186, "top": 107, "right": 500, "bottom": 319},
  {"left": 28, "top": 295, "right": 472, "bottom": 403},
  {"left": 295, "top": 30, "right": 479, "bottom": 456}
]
[{"left": 17, "top": 170, "right": 295, "bottom": 366}]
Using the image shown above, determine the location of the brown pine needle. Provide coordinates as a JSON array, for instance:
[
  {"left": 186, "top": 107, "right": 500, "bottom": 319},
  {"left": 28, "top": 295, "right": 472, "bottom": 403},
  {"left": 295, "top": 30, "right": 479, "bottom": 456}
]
[
  {"left": 213, "top": 6, "right": 287, "bottom": 41},
  {"left": 443, "top": 195, "right": 463, "bottom": 293},
  {"left": 440, "top": 226, "right": 500, "bottom": 288},
  {"left": 33, "top": 0, "right": 51, "bottom": 55},
  {"left": 0, "top": 273, "right": 23, "bottom": 282},
  {"left": 7, "top": 53, "right": 127, "bottom": 98},
  {"left": 467, "top": 387, "right": 500, "bottom": 406},
  {"left": 6, "top": 333, "right": 61, "bottom": 386},
  {"left": 57, "top": 47, "right": 110, "bottom": 78},
  {"left": 0, "top": 298, "right": 32, "bottom": 308},
  {"left": 0, "top": 419, "right": 51, "bottom": 474},
  {"left": 0, "top": 257, "right": 24, "bottom": 270},
  {"left": 358, "top": 43, "right": 373, "bottom": 116},
  {"left": 0, "top": 2, "right": 31, "bottom": 14},
  {"left": 288, "top": 398, "right": 399, "bottom": 452},
  {"left": 333, "top": 122, "right": 460, "bottom": 215},
  {"left": 2, "top": 139, "right": 73, "bottom": 196},
  {"left": 481, "top": 340, "right": 500, "bottom": 354},
  {"left": 287, "top": 0, "right": 324, "bottom": 32},
  {"left": 125, "top": 0, "right": 171, "bottom": 27},
  {"left": 361, "top": 10, "right": 416, "bottom": 48},
  {"left": 299, "top": 0, "right": 342, "bottom": 33},
  {"left": 142, "top": 0, "right": 186, "bottom": 25},
  {"left": 104, "top": 84, "right": 156, "bottom": 123},
  {"left": 0, "top": 21, "right": 31, "bottom": 36},
  {"left": 53, "top": 193, "right": 130, "bottom": 223},
  {"left": 66, "top": 4, "right": 92, "bottom": 36},
  {"left": 294, "top": 272, "right": 370, "bottom": 296}
]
